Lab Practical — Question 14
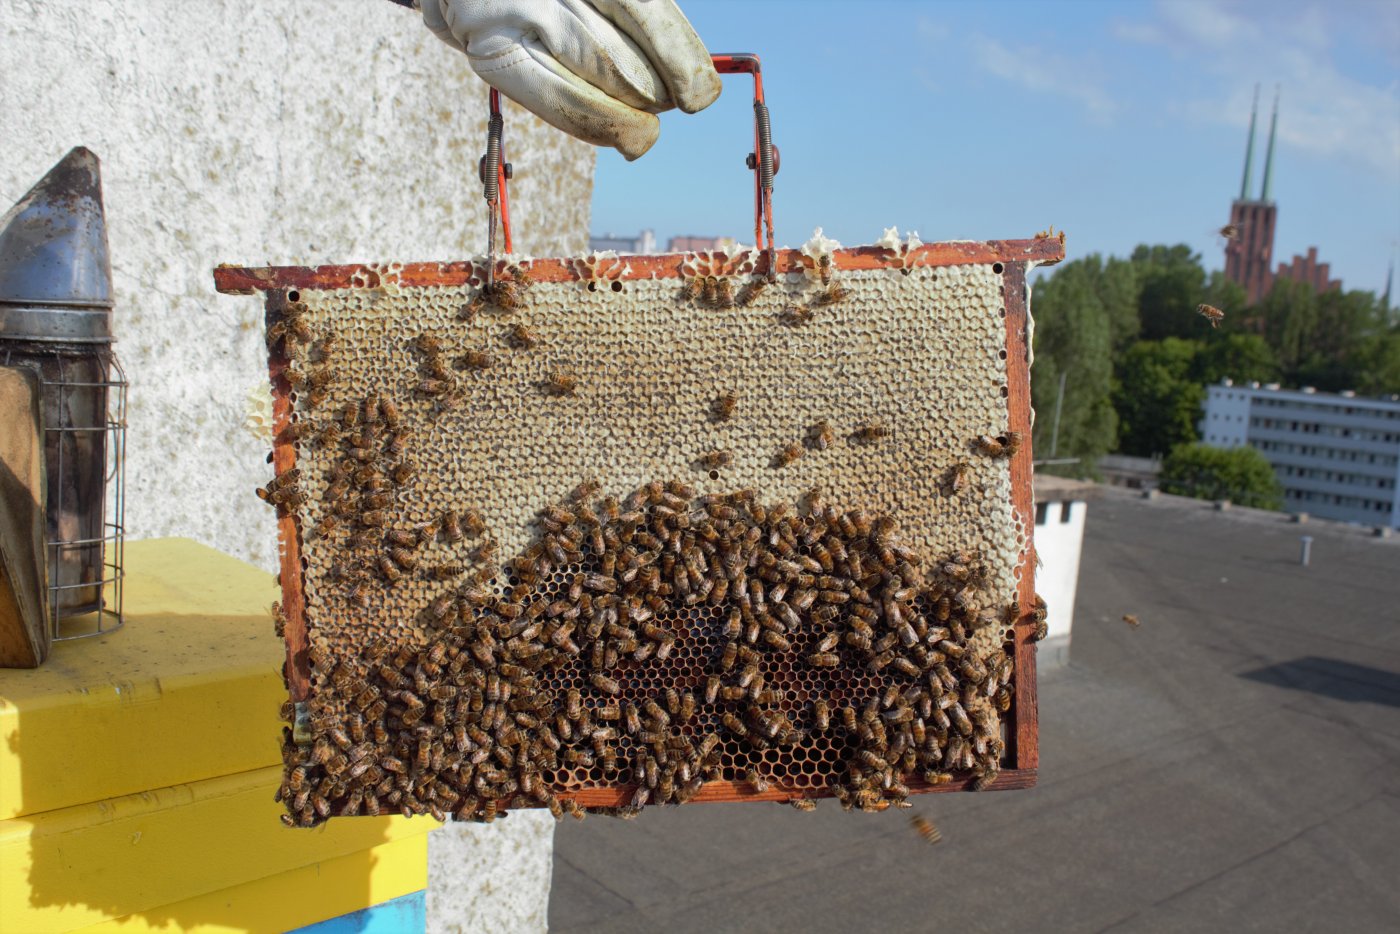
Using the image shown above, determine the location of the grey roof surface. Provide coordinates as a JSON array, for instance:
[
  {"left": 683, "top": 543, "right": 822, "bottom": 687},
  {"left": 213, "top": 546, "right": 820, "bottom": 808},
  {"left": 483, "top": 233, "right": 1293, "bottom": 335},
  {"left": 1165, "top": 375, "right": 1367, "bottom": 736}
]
[{"left": 549, "top": 488, "right": 1400, "bottom": 933}]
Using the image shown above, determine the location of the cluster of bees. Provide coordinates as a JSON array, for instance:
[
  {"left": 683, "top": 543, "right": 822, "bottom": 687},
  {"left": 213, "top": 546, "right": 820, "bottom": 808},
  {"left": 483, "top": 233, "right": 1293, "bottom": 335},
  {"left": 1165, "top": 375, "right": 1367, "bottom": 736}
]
[
  {"left": 680, "top": 266, "right": 849, "bottom": 329},
  {"left": 275, "top": 475, "right": 1037, "bottom": 827}
]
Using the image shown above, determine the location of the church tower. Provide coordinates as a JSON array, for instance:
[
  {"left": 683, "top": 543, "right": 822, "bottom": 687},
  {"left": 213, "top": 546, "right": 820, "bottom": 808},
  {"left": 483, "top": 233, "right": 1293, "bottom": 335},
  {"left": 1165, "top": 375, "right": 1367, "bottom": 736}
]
[{"left": 1224, "top": 86, "right": 1279, "bottom": 305}]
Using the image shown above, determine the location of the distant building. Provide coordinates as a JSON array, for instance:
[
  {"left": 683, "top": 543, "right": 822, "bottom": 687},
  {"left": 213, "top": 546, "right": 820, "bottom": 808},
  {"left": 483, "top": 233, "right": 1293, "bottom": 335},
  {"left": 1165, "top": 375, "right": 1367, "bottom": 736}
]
[
  {"left": 588, "top": 229, "right": 655, "bottom": 254},
  {"left": 1224, "top": 86, "right": 1342, "bottom": 305},
  {"left": 1200, "top": 381, "right": 1400, "bottom": 528},
  {"left": 667, "top": 235, "right": 736, "bottom": 253}
]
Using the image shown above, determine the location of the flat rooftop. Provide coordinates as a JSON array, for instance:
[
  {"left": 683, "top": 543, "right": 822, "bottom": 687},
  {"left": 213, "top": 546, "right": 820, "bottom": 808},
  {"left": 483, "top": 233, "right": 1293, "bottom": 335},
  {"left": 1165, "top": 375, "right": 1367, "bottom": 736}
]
[{"left": 549, "top": 487, "right": 1400, "bottom": 932}]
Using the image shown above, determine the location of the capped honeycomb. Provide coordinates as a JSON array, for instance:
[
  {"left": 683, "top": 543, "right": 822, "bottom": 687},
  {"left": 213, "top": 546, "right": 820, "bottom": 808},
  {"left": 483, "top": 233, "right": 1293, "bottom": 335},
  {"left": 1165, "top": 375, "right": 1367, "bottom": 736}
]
[{"left": 239, "top": 243, "right": 1045, "bottom": 826}]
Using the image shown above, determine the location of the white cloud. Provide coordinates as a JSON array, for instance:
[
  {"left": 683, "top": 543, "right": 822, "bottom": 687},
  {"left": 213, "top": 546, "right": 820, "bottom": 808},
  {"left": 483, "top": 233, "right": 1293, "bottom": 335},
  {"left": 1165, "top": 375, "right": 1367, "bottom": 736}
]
[
  {"left": 916, "top": 16, "right": 948, "bottom": 43},
  {"left": 1116, "top": 0, "right": 1400, "bottom": 175},
  {"left": 968, "top": 34, "right": 1116, "bottom": 121}
]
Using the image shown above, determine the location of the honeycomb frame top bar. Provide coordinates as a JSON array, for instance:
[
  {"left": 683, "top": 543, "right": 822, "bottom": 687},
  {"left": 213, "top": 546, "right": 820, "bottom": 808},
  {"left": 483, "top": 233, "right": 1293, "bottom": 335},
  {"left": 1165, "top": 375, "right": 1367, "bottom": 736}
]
[{"left": 212, "top": 239, "right": 1065, "bottom": 294}]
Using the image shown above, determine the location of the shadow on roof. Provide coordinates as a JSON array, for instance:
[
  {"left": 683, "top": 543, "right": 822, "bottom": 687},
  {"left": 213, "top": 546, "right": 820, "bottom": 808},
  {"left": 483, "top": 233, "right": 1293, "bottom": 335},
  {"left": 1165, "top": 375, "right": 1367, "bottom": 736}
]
[{"left": 1240, "top": 656, "right": 1400, "bottom": 708}]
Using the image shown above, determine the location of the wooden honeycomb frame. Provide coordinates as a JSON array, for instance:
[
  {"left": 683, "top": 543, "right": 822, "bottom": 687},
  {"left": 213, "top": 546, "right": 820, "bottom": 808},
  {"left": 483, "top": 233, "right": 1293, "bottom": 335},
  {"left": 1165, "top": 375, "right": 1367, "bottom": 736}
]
[{"left": 215, "top": 237, "right": 1062, "bottom": 819}]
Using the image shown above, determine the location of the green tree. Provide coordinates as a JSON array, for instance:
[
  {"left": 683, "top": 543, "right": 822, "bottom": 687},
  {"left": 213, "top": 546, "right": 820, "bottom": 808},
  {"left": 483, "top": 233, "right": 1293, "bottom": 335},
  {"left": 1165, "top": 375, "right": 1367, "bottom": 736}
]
[
  {"left": 1132, "top": 244, "right": 1208, "bottom": 341},
  {"left": 1191, "top": 333, "right": 1280, "bottom": 385},
  {"left": 1160, "top": 443, "right": 1283, "bottom": 509},
  {"left": 1029, "top": 258, "right": 1119, "bottom": 471},
  {"left": 1113, "top": 338, "right": 1204, "bottom": 457},
  {"left": 1353, "top": 330, "right": 1400, "bottom": 395}
]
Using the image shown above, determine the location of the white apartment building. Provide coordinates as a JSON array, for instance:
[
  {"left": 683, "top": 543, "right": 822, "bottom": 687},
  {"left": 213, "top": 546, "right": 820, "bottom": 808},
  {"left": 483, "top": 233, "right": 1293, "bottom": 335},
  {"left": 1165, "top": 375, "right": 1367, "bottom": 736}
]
[{"left": 1201, "top": 381, "right": 1400, "bottom": 528}]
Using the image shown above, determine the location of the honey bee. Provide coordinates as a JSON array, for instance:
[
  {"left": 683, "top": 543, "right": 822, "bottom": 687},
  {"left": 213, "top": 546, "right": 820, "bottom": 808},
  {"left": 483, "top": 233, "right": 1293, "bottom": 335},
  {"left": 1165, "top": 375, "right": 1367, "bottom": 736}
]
[
  {"left": 972, "top": 769, "right": 999, "bottom": 792},
  {"left": 390, "top": 460, "right": 416, "bottom": 485},
  {"left": 698, "top": 449, "right": 733, "bottom": 470},
  {"left": 910, "top": 815, "right": 942, "bottom": 844},
  {"left": 774, "top": 443, "right": 804, "bottom": 468},
  {"left": 590, "top": 673, "right": 621, "bottom": 695},
  {"left": 779, "top": 304, "right": 813, "bottom": 326},
  {"left": 712, "top": 277, "right": 736, "bottom": 308},
  {"left": 508, "top": 323, "right": 539, "bottom": 350},
  {"left": 811, "top": 281, "right": 850, "bottom": 307},
  {"left": 458, "top": 295, "right": 486, "bottom": 323},
  {"left": 543, "top": 371, "right": 578, "bottom": 396},
  {"left": 818, "top": 253, "right": 832, "bottom": 285},
  {"left": 808, "top": 420, "right": 836, "bottom": 451},
  {"left": 853, "top": 420, "right": 888, "bottom": 444},
  {"left": 807, "top": 652, "right": 839, "bottom": 667},
  {"left": 360, "top": 510, "right": 389, "bottom": 527},
  {"left": 1122, "top": 613, "right": 1140, "bottom": 628},
  {"left": 788, "top": 798, "right": 817, "bottom": 812},
  {"left": 416, "top": 378, "right": 453, "bottom": 396},
  {"left": 441, "top": 509, "right": 463, "bottom": 543},
  {"left": 813, "top": 698, "right": 830, "bottom": 731},
  {"left": 701, "top": 276, "right": 719, "bottom": 306},
  {"left": 373, "top": 397, "right": 399, "bottom": 430},
  {"left": 738, "top": 278, "right": 769, "bottom": 306},
  {"left": 458, "top": 349, "right": 495, "bottom": 370},
  {"left": 1218, "top": 223, "right": 1241, "bottom": 241},
  {"left": 948, "top": 462, "right": 970, "bottom": 494},
  {"left": 277, "top": 420, "right": 318, "bottom": 443},
  {"left": 1196, "top": 303, "right": 1225, "bottom": 329},
  {"left": 378, "top": 555, "right": 401, "bottom": 583},
  {"left": 387, "top": 546, "right": 418, "bottom": 570},
  {"left": 415, "top": 334, "right": 445, "bottom": 356},
  {"left": 680, "top": 277, "right": 703, "bottom": 301},
  {"left": 712, "top": 391, "right": 738, "bottom": 422}
]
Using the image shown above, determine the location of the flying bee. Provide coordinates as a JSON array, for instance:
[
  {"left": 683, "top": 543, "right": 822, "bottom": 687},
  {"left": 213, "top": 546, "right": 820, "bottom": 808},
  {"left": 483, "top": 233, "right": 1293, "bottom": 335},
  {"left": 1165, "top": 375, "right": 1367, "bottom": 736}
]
[
  {"left": 774, "top": 443, "right": 804, "bottom": 469},
  {"left": 508, "top": 323, "right": 539, "bottom": 350},
  {"left": 779, "top": 303, "right": 813, "bottom": 327},
  {"left": 910, "top": 815, "right": 943, "bottom": 844},
  {"left": 458, "top": 349, "right": 495, "bottom": 371},
  {"left": 811, "top": 280, "right": 850, "bottom": 307},
  {"left": 852, "top": 420, "right": 888, "bottom": 444},
  {"left": 1196, "top": 303, "right": 1225, "bottom": 330},
  {"left": 698, "top": 449, "right": 733, "bottom": 470},
  {"left": 713, "top": 391, "right": 738, "bottom": 422},
  {"left": 1122, "top": 613, "right": 1140, "bottom": 628},
  {"left": 808, "top": 420, "right": 836, "bottom": 451},
  {"left": 543, "top": 371, "right": 578, "bottom": 396},
  {"left": 1217, "top": 223, "right": 1242, "bottom": 241}
]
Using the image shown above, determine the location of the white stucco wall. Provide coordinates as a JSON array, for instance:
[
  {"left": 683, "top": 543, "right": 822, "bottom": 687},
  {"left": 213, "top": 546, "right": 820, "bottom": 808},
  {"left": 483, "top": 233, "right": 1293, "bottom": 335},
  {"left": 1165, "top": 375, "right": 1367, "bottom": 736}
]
[
  {"left": 1033, "top": 498, "right": 1086, "bottom": 665},
  {"left": 2, "top": 2, "right": 596, "bottom": 930}
]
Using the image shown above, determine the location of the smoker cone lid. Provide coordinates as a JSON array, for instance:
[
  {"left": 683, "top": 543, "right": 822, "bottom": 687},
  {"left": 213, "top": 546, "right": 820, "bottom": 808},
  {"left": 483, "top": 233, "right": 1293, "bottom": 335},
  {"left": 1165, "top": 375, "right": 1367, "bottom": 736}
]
[{"left": 0, "top": 148, "right": 114, "bottom": 342}]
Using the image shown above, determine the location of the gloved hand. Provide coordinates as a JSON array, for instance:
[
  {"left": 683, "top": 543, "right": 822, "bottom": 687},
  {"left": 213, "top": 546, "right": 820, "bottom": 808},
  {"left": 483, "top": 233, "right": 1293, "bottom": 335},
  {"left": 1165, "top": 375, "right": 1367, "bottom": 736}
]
[{"left": 423, "top": 0, "right": 722, "bottom": 160}]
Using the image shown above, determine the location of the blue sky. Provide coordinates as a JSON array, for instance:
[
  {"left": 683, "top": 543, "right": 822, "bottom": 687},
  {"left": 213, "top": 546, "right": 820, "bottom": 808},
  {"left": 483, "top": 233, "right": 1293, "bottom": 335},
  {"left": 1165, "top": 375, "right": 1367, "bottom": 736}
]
[{"left": 589, "top": 0, "right": 1400, "bottom": 295}]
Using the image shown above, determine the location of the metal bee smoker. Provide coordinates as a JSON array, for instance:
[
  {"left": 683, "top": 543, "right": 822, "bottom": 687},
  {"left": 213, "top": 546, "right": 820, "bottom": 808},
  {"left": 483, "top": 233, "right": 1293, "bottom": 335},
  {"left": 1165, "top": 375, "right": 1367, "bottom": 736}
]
[{"left": 0, "top": 147, "right": 127, "bottom": 640}]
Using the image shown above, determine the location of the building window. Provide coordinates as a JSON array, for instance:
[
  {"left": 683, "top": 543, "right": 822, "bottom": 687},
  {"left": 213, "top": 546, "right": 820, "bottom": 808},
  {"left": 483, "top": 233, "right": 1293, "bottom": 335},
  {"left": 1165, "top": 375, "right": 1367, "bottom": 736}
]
[
  {"left": 1035, "top": 502, "right": 1048, "bottom": 526},
  {"left": 1061, "top": 503, "right": 1074, "bottom": 524}
]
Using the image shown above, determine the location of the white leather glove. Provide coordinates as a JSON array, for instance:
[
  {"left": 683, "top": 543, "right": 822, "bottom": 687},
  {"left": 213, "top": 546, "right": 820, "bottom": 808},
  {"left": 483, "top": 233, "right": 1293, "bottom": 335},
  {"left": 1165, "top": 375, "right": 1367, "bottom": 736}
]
[{"left": 423, "top": 0, "right": 722, "bottom": 160}]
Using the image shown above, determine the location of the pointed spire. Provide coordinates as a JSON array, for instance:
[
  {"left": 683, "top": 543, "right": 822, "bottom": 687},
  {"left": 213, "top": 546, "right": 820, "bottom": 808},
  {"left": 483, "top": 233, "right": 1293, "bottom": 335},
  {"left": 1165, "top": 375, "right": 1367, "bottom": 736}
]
[
  {"left": 1239, "top": 84, "right": 1259, "bottom": 201},
  {"left": 1383, "top": 252, "right": 1394, "bottom": 320},
  {"left": 1261, "top": 85, "right": 1280, "bottom": 202}
]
